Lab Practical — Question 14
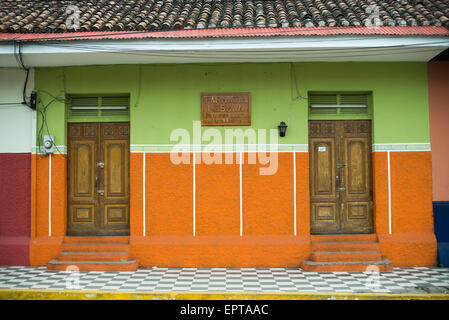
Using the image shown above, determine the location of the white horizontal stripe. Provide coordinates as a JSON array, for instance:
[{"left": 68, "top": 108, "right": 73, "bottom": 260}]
[
  {"left": 372, "top": 143, "right": 431, "bottom": 152},
  {"left": 130, "top": 144, "right": 309, "bottom": 153},
  {"left": 28, "top": 143, "right": 431, "bottom": 154}
]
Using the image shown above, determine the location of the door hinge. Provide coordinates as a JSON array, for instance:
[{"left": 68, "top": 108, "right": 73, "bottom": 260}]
[
  {"left": 97, "top": 161, "right": 105, "bottom": 168},
  {"left": 337, "top": 163, "right": 346, "bottom": 168},
  {"left": 97, "top": 189, "right": 104, "bottom": 195}
]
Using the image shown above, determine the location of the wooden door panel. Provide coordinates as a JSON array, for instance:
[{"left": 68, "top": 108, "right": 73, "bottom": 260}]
[
  {"left": 71, "top": 205, "right": 95, "bottom": 225},
  {"left": 309, "top": 121, "right": 340, "bottom": 233},
  {"left": 68, "top": 123, "right": 98, "bottom": 234},
  {"left": 97, "top": 123, "right": 130, "bottom": 234},
  {"left": 104, "top": 205, "right": 129, "bottom": 225},
  {"left": 340, "top": 122, "right": 373, "bottom": 233},
  {"left": 341, "top": 203, "right": 373, "bottom": 233},
  {"left": 311, "top": 139, "right": 336, "bottom": 197},
  {"left": 344, "top": 138, "right": 369, "bottom": 195},
  {"left": 104, "top": 141, "right": 128, "bottom": 198},
  {"left": 311, "top": 203, "right": 339, "bottom": 233},
  {"left": 345, "top": 203, "right": 369, "bottom": 220},
  {"left": 71, "top": 141, "right": 96, "bottom": 199},
  {"left": 68, "top": 122, "right": 130, "bottom": 236},
  {"left": 309, "top": 120, "right": 373, "bottom": 234}
]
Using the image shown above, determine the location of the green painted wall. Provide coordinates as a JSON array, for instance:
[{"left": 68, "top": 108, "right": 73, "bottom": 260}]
[{"left": 34, "top": 62, "right": 430, "bottom": 147}]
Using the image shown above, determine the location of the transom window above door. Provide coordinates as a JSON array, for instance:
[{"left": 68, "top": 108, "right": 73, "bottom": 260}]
[
  {"left": 67, "top": 94, "right": 130, "bottom": 122},
  {"left": 308, "top": 92, "right": 372, "bottom": 120}
]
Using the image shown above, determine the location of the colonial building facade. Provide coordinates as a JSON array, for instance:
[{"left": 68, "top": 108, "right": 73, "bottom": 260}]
[{"left": 1, "top": 0, "right": 448, "bottom": 271}]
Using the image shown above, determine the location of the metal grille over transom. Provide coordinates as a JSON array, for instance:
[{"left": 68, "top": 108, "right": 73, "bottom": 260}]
[
  {"left": 309, "top": 93, "right": 370, "bottom": 116},
  {"left": 68, "top": 95, "right": 130, "bottom": 121}
]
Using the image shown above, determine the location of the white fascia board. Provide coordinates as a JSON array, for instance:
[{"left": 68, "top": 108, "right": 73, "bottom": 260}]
[
  {"left": 13, "top": 35, "right": 449, "bottom": 52},
  {"left": 0, "top": 35, "right": 448, "bottom": 67}
]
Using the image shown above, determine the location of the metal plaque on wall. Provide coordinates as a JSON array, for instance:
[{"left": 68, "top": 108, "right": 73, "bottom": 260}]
[{"left": 201, "top": 93, "right": 251, "bottom": 126}]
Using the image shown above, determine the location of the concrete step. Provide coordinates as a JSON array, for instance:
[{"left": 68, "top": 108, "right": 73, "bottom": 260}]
[
  {"left": 57, "top": 251, "right": 129, "bottom": 262},
  {"left": 301, "top": 259, "right": 394, "bottom": 272},
  {"left": 310, "top": 251, "right": 383, "bottom": 262},
  {"left": 47, "top": 259, "right": 139, "bottom": 271},
  {"left": 63, "top": 236, "right": 129, "bottom": 244},
  {"left": 311, "top": 234, "right": 377, "bottom": 243},
  {"left": 312, "top": 241, "right": 379, "bottom": 252},
  {"left": 61, "top": 243, "right": 130, "bottom": 252}
]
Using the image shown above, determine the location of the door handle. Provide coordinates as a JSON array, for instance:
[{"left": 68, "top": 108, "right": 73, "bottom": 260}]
[
  {"left": 97, "top": 189, "right": 104, "bottom": 196},
  {"left": 97, "top": 161, "right": 105, "bottom": 168},
  {"left": 336, "top": 176, "right": 345, "bottom": 191}
]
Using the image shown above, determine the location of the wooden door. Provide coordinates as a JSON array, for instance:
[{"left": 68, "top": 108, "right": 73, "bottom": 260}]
[
  {"left": 68, "top": 122, "right": 130, "bottom": 236},
  {"left": 309, "top": 120, "right": 373, "bottom": 234}
]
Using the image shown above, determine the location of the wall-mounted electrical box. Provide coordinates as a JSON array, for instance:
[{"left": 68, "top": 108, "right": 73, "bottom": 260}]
[
  {"left": 43, "top": 135, "right": 54, "bottom": 154},
  {"left": 29, "top": 91, "right": 37, "bottom": 110}
]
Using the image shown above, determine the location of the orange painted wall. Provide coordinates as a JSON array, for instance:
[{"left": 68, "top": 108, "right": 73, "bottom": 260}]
[
  {"left": 372, "top": 152, "right": 389, "bottom": 235},
  {"left": 373, "top": 151, "right": 436, "bottom": 267},
  {"left": 30, "top": 150, "right": 435, "bottom": 267},
  {"left": 35, "top": 155, "right": 49, "bottom": 238},
  {"left": 243, "top": 153, "right": 295, "bottom": 235},
  {"left": 146, "top": 153, "right": 193, "bottom": 236},
  {"left": 428, "top": 61, "right": 449, "bottom": 201},
  {"left": 390, "top": 152, "right": 434, "bottom": 234},
  {"left": 129, "top": 151, "right": 311, "bottom": 267},
  {"left": 196, "top": 153, "right": 240, "bottom": 235},
  {"left": 130, "top": 235, "right": 311, "bottom": 267},
  {"left": 295, "top": 152, "right": 310, "bottom": 236},
  {"left": 130, "top": 153, "right": 143, "bottom": 236},
  {"left": 30, "top": 154, "right": 66, "bottom": 265}
]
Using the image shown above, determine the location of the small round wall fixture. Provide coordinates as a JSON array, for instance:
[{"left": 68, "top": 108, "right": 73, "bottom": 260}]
[{"left": 278, "top": 121, "right": 288, "bottom": 137}]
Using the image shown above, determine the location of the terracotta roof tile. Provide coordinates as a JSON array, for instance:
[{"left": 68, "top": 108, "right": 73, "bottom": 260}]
[
  {"left": 0, "top": 0, "right": 449, "bottom": 35},
  {"left": 1, "top": 26, "right": 448, "bottom": 42}
]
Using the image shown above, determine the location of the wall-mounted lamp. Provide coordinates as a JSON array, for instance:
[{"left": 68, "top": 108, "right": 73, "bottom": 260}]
[{"left": 278, "top": 121, "right": 288, "bottom": 137}]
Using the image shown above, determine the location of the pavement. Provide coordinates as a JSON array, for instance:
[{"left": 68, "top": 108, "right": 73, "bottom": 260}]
[{"left": 1, "top": 266, "right": 449, "bottom": 300}]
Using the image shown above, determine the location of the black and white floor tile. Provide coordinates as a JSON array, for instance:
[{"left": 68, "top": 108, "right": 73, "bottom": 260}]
[{"left": 0, "top": 266, "right": 448, "bottom": 294}]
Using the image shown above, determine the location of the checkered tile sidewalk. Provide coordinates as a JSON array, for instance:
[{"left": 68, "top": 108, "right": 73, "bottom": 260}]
[{"left": 1, "top": 266, "right": 449, "bottom": 294}]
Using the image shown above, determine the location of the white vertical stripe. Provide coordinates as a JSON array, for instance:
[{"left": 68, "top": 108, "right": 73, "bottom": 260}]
[
  {"left": 193, "top": 151, "right": 196, "bottom": 236},
  {"left": 48, "top": 154, "right": 52, "bottom": 237},
  {"left": 387, "top": 151, "right": 392, "bottom": 235},
  {"left": 293, "top": 152, "right": 297, "bottom": 236},
  {"left": 142, "top": 153, "right": 146, "bottom": 237},
  {"left": 240, "top": 152, "right": 243, "bottom": 237}
]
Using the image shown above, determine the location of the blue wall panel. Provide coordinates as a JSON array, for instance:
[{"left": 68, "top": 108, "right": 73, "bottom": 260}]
[{"left": 433, "top": 201, "right": 449, "bottom": 267}]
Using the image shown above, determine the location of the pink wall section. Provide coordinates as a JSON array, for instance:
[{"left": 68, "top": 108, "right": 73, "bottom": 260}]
[
  {"left": 0, "top": 153, "right": 31, "bottom": 265},
  {"left": 428, "top": 62, "right": 449, "bottom": 202}
]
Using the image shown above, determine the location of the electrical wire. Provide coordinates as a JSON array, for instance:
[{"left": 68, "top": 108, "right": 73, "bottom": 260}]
[
  {"left": 36, "top": 93, "right": 67, "bottom": 155},
  {"left": 37, "top": 89, "right": 69, "bottom": 155},
  {"left": 286, "top": 62, "right": 307, "bottom": 128},
  {"left": 28, "top": 38, "right": 449, "bottom": 56},
  {"left": 34, "top": 40, "right": 448, "bottom": 60},
  {"left": 13, "top": 40, "right": 32, "bottom": 107}
]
